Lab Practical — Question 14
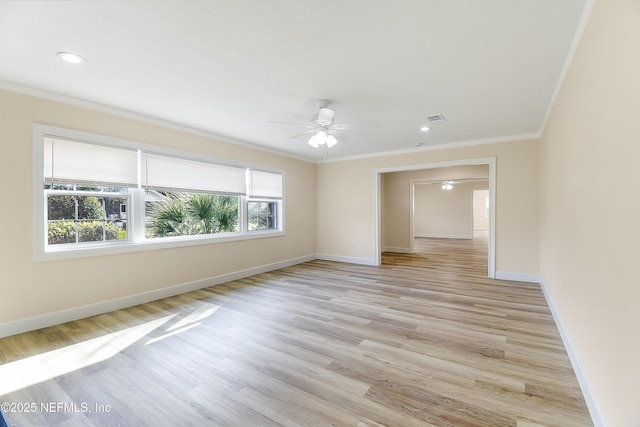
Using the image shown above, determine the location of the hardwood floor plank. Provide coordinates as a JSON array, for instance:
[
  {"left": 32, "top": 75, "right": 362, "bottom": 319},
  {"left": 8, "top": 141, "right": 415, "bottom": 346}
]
[{"left": 0, "top": 234, "right": 592, "bottom": 426}]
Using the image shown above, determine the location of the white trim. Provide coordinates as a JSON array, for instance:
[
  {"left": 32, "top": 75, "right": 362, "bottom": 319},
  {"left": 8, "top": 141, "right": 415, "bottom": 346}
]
[
  {"left": 488, "top": 158, "right": 496, "bottom": 278},
  {"left": 375, "top": 171, "right": 383, "bottom": 266},
  {"left": 409, "top": 179, "right": 415, "bottom": 254},
  {"left": 1, "top": 80, "right": 314, "bottom": 163},
  {"left": 375, "top": 156, "right": 496, "bottom": 279},
  {"left": 315, "top": 254, "right": 377, "bottom": 266},
  {"left": 538, "top": 278, "right": 606, "bottom": 427},
  {"left": 317, "top": 133, "right": 538, "bottom": 164},
  {"left": 39, "top": 230, "right": 286, "bottom": 262},
  {"left": 381, "top": 247, "right": 412, "bottom": 254},
  {"left": 0, "top": 255, "right": 315, "bottom": 339},
  {"left": 494, "top": 271, "right": 540, "bottom": 283},
  {"left": 375, "top": 157, "right": 495, "bottom": 174},
  {"left": 2, "top": 80, "right": 540, "bottom": 166},
  {"left": 32, "top": 124, "right": 286, "bottom": 262},
  {"left": 414, "top": 233, "right": 472, "bottom": 240},
  {"left": 0, "top": 251, "right": 604, "bottom": 426},
  {"left": 33, "top": 130, "right": 46, "bottom": 261},
  {"left": 539, "top": 0, "right": 596, "bottom": 134},
  {"left": 1, "top": 78, "right": 541, "bottom": 165},
  {"left": 492, "top": 272, "right": 605, "bottom": 425}
]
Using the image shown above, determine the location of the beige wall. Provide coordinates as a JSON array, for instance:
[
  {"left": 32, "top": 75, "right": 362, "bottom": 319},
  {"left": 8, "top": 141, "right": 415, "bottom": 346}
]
[
  {"left": 414, "top": 181, "right": 489, "bottom": 238},
  {"left": 539, "top": 0, "right": 640, "bottom": 424},
  {"left": 0, "top": 89, "right": 316, "bottom": 326},
  {"left": 317, "top": 139, "right": 539, "bottom": 274},
  {"left": 381, "top": 171, "right": 411, "bottom": 251}
]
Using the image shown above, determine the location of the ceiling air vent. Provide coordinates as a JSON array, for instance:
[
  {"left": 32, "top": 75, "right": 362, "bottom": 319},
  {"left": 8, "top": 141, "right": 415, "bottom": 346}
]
[{"left": 427, "top": 114, "right": 446, "bottom": 123}]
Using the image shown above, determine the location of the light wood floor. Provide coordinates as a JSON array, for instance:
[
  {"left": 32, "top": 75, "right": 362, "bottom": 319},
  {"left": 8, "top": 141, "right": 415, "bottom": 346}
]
[{"left": 0, "top": 236, "right": 592, "bottom": 426}]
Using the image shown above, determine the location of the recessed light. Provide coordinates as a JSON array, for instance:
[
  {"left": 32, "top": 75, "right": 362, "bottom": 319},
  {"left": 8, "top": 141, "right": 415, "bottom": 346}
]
[
  {"left": 57, "top": 52, "right": 86, "bottom": 64},
  {"left": 420, "top": 126, "right": 430, "bottom": 132},
  {"left": 415, "top": 142, "right": 423, "bottom": 147}
]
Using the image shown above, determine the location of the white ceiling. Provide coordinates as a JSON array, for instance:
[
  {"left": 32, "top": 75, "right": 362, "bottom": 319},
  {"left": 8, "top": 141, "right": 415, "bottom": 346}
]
[{"left": 0, "top": 0, "right": 587, "bottom": 162}]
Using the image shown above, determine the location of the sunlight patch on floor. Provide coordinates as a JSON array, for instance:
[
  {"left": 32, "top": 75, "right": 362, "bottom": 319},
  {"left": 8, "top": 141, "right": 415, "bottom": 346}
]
[
  {"left": 167, "top": 304, "right": 219, "bottom": 332},
  {"left": 0, "top": 314, "right": 176, "bottom": 396}
]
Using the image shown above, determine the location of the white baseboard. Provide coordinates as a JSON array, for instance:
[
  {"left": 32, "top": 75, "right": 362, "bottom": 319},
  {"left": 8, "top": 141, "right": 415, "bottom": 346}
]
[
  {"left": 495, "top": 271, "right": 540, "bottom": 283},
  {"left": 381, "top": 246, "right": 412, "bottom": 254},
  {"left": 492, "top": 271, "right": 605, "bottom": 425},
  {"left": 414, "top": 233, "right": 472, "bottom": 239},
  {"left": 538, "top": 279, "right": 605, "bottom": 427},
  {"left": 315, "top": 253, "right": 377, "bottom": 266},
  {"left": 0, "top": 255, "right": 315, "bottom": 339},
  {"left": 0, "top": 252, "right": 606, "bottom": 427}
]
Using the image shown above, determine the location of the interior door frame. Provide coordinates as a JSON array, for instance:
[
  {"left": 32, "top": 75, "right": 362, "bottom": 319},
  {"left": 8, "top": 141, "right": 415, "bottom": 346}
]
[{"left": 374, "top": 156, "right": 496, "bottom": 278}]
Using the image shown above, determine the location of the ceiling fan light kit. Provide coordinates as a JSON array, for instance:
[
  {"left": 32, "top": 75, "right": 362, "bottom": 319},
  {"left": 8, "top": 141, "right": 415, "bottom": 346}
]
[
  {"left": 269, "top": 99, "right": 351, "bottom": 150},
  {"left": 308, "top": 130, "right": 326, "bottom": 148},
  {"left": 308, "top": 129, "right": 338, "bottom": 148},
  {"left": 308, "top": 100, "right": 339, "bottom": 148}
]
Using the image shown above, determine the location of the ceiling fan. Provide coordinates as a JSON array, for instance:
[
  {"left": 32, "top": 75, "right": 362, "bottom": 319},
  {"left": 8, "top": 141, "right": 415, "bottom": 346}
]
[{"left": 268, "top": 100, "right": 355, "bottom": 148}]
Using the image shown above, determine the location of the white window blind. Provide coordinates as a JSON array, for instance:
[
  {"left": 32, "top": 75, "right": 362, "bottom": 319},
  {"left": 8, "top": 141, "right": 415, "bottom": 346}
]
[
  {"left": 44, "top": 137, "right": 138, "bottom": 186},
  {"left": 142, "top": 153, "right": 246, "bottom": 194},
  {"left": 248, "top": 170, "right": 283, "bottom": 198}
]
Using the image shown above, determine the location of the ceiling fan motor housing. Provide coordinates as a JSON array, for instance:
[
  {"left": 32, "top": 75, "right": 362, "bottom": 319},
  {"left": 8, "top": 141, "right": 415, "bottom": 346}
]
[
  {"left": 312, "top": 99, "right": 334, "bottom": 126},
  {"left": 316, "top": 108, "right": 334, "bottom": 126}
]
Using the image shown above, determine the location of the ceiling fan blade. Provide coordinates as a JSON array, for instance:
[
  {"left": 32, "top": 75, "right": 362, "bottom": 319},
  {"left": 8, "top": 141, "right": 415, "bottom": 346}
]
[
  {"left": 287, "top": 130, "right": 316, "bottom": 140},
  {"left": 331, "top": 122, "right": 379, "bottom": 131},
  {"left": 269, "top": 102, "right": 377, "bottom": 147},
  {"left": 330, "top": 130, "right": 350, "bottom": 141},
  {"left": 267, "top": 120, "right": 314, "bottom": 128}
]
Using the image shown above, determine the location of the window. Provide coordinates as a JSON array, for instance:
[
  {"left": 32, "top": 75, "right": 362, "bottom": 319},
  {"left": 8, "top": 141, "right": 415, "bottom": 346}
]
[
  {"left": 46, "top": 184, "right": 129, "bottom": 245},
  {"left": 248, "top": 201, "right": 278, "bottom": 231},
  {"left": 34, "top": 125, "right": 284, "bottom": 261},
  {"left": 140, "top": 153, "right": 246, "bottom": 239},
  {"left": 145, "top": 191, "right": 240, "bottom": 238},
  {"left": 246, "top": 169, "right": 281, "bottom": 231}
]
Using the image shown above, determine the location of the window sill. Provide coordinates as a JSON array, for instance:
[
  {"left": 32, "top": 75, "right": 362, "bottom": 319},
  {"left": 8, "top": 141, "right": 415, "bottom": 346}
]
[{"left": 36, "top": 230, "right": 285, "bottom": 262}]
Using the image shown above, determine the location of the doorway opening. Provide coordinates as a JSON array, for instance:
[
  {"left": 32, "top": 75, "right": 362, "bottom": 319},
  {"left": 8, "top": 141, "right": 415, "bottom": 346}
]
[{"left": 374, "top": 157, "right": 496, "bottom": 278}]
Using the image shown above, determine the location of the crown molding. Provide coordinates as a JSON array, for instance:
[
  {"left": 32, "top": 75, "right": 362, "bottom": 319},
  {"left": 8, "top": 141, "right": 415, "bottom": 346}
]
[
  {"left": 0, "top": 80, "right": 315, "bottom": 164},
  {"left": 315, "top": 132, "right": 540, "bottom": 164}
]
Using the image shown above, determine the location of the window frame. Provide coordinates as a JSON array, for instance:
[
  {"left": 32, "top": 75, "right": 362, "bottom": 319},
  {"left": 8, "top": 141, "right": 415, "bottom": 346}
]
[
  {"left": 33, "top": 124, "right": 285, "bottom": 262},
  {"left": 45, "top": 187, "right": 132, "bottom": 246},
  {"left": 247, "top": 199, "right": 281, "bottom": 232}
]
